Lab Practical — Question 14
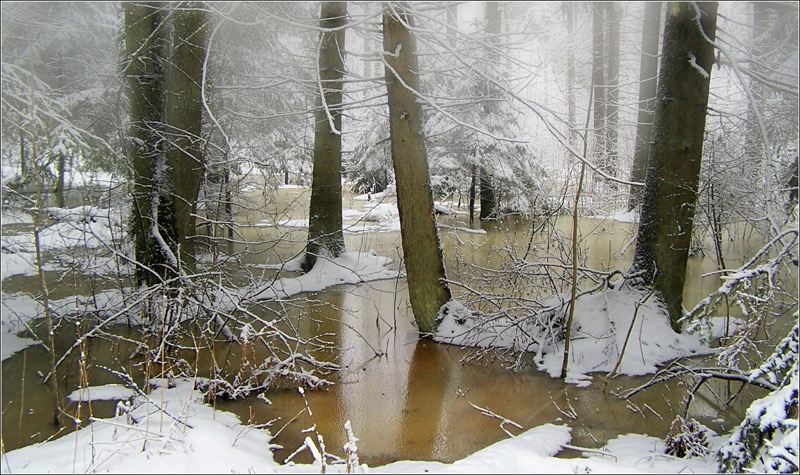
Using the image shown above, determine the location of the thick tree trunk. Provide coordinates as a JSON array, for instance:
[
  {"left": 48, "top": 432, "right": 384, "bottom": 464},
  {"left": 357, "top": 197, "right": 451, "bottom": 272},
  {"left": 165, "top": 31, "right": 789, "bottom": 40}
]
[
  {"left": 383, "top": 3, "right": 452, "bottom": 334},
  {"left": 630, "top": 2, "right": 718, "bottom": 332},
  {"left": 628, "top": 2, "right": 662, "bottom": 211},
  {"left": 164, "top": 1, "right": 207, "bottom": 273},
  {"left": 305, "top": 1, "right": 347, "bottom": 272},
  {"left": 123, "top": 2, "right": 167, "bottom": 286}
]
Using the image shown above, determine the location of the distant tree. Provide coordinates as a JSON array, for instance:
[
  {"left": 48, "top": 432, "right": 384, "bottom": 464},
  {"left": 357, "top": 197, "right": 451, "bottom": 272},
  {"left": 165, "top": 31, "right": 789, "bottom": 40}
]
[
  {"left": 304, "top": 1, "right": 348, "bottom": 272},
  {"left": 383, "top": 2, "right": 452, "bottom": 334},
  {"left": 591, "top": 1, "right": 606, "bottom": 184},
  {"left": 628, "top": 2, "right": 662, "bottom": 211},
  {"left": 629, "top": 1, "right": 719, "bottom": 331},
  {"left": 605, "top": 2, "right": 620, "bottom": 186}
]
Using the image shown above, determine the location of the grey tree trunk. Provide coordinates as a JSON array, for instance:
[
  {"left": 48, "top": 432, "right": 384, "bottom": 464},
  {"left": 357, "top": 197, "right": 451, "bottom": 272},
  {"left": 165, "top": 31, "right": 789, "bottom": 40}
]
[
  {"left": 628, "top": 2, "right": 662, "bottom": 211},
  {"left": 591, "top": 1, "right": 606, "bottom": 183},
  {"left": 630, "top": 2, "right": 718, "bottom": 332},
  {"left": 383, "top": 3, "right": 452, "bottom": 334},
  {"left": 478, "top": 1, "right": 500, "bottom": 221},
  {"left": 163, "top": 1, "right": 207, "bottom": 273},
  {"left": 304, "top": 1, "right": 347, "bottom": 272},
  {"left": 605, "top": 2, "right": 620, "bottom": 185},
  {"left": 564, "top": 2, "right": 578, "bottom": 149},
  {"left": 123, "top": 2, "right": 167, "bottom": 286},
  {"left": 54, "top": 152, "right": 66, "bottom": 208}
]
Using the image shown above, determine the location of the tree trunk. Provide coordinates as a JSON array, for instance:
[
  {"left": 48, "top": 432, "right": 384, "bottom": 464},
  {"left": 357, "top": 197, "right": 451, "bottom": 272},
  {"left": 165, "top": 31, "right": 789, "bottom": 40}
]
[
  {"left": 630, "top": 1, "right": 718, "bottom": 332},
  {"left": 469, "top": 164, "right": 476, "bottom": 225},
  {"left": 304, "top": 1, "right": 347, "bottom": 272},
  {"left": 123, "top": 2, "right": 167, "bottom": 286},
  {"left": 383, "top": 3, "right": 452, "bottom": 334},
  {"left": 564, "top": 2, "right": 578, "bottom": 149},
  {"left": 479, "top": 167, "right": 496, "bottom": 220},
  {"left": 628, "top": 1, "right": 662, "bottom": 211},
  {"left": 53, "top": 152, "right": 66, "bottom": 208},
  {"left": 605, "top": 2, "right": 620, "bottom": 186},
  {"left": 591, "top": 1, "right": 606, "bottom": 183},
  {"left": 163, "top": 1, "right": 207, "bottom": 273},
  {"left": 19, "top": 134, "right": 27, "bottom": 176}
]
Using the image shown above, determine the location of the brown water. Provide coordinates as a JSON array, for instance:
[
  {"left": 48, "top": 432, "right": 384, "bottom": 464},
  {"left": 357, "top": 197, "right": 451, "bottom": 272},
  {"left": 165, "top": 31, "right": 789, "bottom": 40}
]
[{"left": 1, "top": 186, "right": 793, "bottom": 466}]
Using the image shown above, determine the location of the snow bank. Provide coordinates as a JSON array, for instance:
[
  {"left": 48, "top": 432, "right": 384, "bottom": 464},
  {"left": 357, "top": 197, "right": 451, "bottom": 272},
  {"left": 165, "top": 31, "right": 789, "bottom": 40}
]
[
  {"left": 250, "top": 250, "right": 398, "bottom": 300},
  {"left": 66, "top": 384, "right": 136, "bottom": 402},
  {"left": 435, "top": 287, "right": 708, "bottom": 386}
]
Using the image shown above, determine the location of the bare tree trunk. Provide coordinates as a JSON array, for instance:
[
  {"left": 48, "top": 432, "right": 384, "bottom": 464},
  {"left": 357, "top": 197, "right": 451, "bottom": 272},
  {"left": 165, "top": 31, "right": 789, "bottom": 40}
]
[
  {"left": 592, "top": 1, "right": 606, "bottom": 184},
  {"left": 630, "top": 2, "right": 718, "bottom": 332},
  {"left": 564, "top": 2, "right": 578, "bottom": 149},
  {"left": 605, "top": 2, "right": 620, "bottom": 187},
  {"left": 19, "top": 134, "right": 27, "bottom": 176},
  {"left": 305, "top": 1, "right": 347, "bottom": 272},
  {"left": 479, "top": 166, "right": 497, "bottom": 220},
  {"left": 123, "top": 1, "right": 167, "bottom": 286},
  {"left": 469, "top": 164, "right": 476, "bottom": 225},
  {"left": 383, "top": 3, "right": 452, "bottom": 334},
  {"left": 163, "top": 1, "right": 208, "bottom": 273},
  {"left": 53, "top": 151, "right": 66, "bottom": 208},
  {"left": 628, "top": 1, "right": 662, "bottom": 211}
]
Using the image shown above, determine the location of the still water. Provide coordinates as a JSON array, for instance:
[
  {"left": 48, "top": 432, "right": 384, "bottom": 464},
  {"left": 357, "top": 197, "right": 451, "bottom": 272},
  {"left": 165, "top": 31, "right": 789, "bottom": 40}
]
[{"left": 1, "top": 186, "right": 791, "bottom": 466}]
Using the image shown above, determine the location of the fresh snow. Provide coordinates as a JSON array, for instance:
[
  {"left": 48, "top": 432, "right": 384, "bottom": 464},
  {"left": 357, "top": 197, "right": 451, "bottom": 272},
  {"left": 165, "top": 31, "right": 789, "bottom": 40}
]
[
  {"left": 435, "top": 287, "right": 711, "bottom": 386},
  {"left": 66, "top": 384, "right": 136, "bottom": 402}
]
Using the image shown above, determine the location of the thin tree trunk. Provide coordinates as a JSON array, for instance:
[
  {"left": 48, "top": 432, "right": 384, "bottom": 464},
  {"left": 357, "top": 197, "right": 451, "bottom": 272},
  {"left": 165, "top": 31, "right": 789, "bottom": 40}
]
[
  {"left": 305, "top": 1, "right": 347, "bottom": 272},
  {"left": 628, "top": 2, "right": 662, "bottom": 211},
  {"left": 53, "top": 152, "right": 66, "bottom": 208},
  {"left": 383, "top": 2, "right": 452, "bottom": 334},
  {"left": 630, "top": 2, "right": 718, "bottom": 331},
  {"left": 592, "top": 1, "right": 606, "bottom": 183},
  {"left": 564, "top": 2, "right": 578, "bottom": 149},
  {"left": 606, "top": 2, "right": 620, "bottom": 187},
  {"left": 469, "top": 164, "right": 476, "bottom": 225}
]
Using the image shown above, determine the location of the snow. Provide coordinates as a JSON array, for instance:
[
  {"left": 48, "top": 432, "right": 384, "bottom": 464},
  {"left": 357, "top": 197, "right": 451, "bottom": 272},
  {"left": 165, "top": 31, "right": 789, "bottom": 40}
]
[
  {"left": 250, "top": 250, "right": 399, "bottom": 300},
  {"left": 435, "top": 287, "right": 707, "bottom": 386},
  {"left": 66, "top": 384, "right": 136, "bottom": 402},
  {"left": 589, "top": 208, "right": 640, "bottom": 224}
]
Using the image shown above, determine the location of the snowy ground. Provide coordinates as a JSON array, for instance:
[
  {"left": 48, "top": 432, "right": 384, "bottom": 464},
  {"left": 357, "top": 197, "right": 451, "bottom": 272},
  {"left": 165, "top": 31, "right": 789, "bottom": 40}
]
[{"left": 0, "top": 183, "right": 743, "bottom": 473}]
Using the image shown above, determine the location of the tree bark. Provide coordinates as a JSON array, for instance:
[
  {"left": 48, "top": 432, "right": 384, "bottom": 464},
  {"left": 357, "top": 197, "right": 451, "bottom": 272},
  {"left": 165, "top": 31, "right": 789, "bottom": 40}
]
[
  {"left": 564, "top": 2, "right": 578, "bottom": 149},
  {"left": 591, "top": 1, "right": 606, "bottom": 183},
  {"left": 628, "top": 1, "right": 662, "bottom": 211},
  {"left": 163, "top": 1, "right": 207, "bottom": 273},
  {"left": 630, "top": 1, "right": 718, "bottom": 332},
  {"left": 383, "top": 3, "right": 452, "bottom": 334},
  {"left": 123, "top": 2, "right": 167, "bottom": 286},
  {"left": 605, "top": 2, "right": 620, "bottom": 185},
  {"left": 305, "top": 1, "right": 347, "bottom": 272},
  {"left": 479, "top": 166, "right": 497, "bottom": 220}
]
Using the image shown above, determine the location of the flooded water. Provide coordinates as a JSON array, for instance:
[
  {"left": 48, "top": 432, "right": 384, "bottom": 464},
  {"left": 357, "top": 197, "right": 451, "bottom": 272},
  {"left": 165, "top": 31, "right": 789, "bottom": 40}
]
[{"left": 1, "top": 186, "right": 794, "bottom": 466}]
